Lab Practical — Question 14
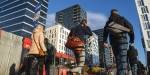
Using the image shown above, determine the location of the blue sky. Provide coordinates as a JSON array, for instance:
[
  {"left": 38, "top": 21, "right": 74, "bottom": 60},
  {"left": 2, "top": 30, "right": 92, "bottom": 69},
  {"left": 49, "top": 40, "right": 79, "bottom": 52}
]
[{"left": 46, "top": 0, "right": 146, "bottom": 65}]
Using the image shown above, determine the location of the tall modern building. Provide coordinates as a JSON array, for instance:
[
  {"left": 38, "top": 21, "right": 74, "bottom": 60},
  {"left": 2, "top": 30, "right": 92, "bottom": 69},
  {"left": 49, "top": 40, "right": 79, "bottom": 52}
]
[
  {"left": 86, "top": 32, "right": 99, "bottom": 65},
  {"left": 104, "top": 45, "right": 114, "bottom": 67},
  {"left": 93, "top": 29, "right": 105, "bottom": 67},
  {"left": 135, "top": 0, "right": 150, "bottom": 73},
  {"left": 0, "top": 0, "right": 49, "bottom": 36},
  {"left": 135, "top": 0, "right": 150, "bottom": 51},
  {"left": 45, "top": 24, "right": 75, "bottom": 64},
  {"left": 93, "top": 29, "right": 115, "bottom": 67},
  {"left": 55, "top": 4, "right": 87, "bottom": 29}
]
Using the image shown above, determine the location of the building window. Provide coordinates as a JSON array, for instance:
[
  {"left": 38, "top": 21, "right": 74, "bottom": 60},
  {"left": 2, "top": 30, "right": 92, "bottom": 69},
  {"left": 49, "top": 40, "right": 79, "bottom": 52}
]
[
  {"left": 55, "top": 33, "right": 56, "bottom": 38},
  {"left": 60, "top": 29, "right": 62, "bottom": 33},
  {"left": 52, "top": 34, "right": 54, "bottom": 38},
  {"left": 141, "top": 14, "right": 149, "bottom": 21},
  {"left": 147, "top": 31, "right": 150, "bottom": 39},
  {"left": 62, "top": 46, "right": 63, "bottom": 50},
  {"left": 141, "top": 6, "right": 149, "bottom": 14},
  {"left": 59, "top": 39, "right": 61, "bottom": 43},
  {"left": 62, "top": 35, "right": 64, "bottom": 39},
  {"left": 147, "top": 40, "right": 150, "bottom": 48},
  {"left": 51, "top": 40, "right": 53, "bottom": 43},
  {"left": 62, "top": 40, "right": 63, "bottom": 45},
  {"left": 137, "top": 0, "right": 144, "bottom": 6},
  {"left": 144, "top": 22, "right": 150, "bottom": 29},
  {"left": 54, "top": 29, "right": 56, "bottom": 33},
  {"left": 65, "top": 31, "right": 66, "bottom": 35},
  {"left": 50, "top": 30, "right": 51, "bottom": 33}
]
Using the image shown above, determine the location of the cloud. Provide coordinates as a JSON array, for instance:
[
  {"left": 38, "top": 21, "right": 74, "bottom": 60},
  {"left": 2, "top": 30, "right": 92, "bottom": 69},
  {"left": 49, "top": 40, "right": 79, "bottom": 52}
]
[
  {"left": 46, "top": 12, "right": 108, "bottom": 30},
  {"left": 87, "top": 12, "right": 108, "bottom": 30},
  {"left": 46, "top": 13, "right": 55, "bottom": 27}
]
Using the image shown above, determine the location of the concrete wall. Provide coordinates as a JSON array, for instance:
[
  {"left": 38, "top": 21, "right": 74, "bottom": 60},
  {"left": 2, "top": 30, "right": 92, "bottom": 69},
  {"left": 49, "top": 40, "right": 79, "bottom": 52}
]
[{"left": 0, "top": 30, "right": 22, "bottom": 75}]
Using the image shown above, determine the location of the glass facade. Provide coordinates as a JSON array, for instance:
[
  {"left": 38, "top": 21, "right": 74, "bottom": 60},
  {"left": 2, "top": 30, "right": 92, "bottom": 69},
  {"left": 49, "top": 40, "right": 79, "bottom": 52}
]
[
  {"left": 55, "top": 4, "right": 87, "bottom": 29},
  {"left": 0, "top": 0, "right": 49, "bottom": 36}
]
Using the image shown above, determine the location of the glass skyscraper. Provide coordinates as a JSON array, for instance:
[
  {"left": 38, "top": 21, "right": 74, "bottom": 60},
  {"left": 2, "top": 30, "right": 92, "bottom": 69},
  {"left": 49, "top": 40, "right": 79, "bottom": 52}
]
[
  {"left": 55, "top": 4, "right": 87, "bottom": 29},
  {"left": 0, "top": 0, "right": 49, "bottom": 36}
]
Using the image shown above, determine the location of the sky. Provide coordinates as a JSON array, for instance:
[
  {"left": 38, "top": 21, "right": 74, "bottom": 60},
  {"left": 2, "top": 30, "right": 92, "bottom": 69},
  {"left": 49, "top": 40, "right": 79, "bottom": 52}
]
[{"left": 46, "top": 0, "right": 146, "bottom": 65}]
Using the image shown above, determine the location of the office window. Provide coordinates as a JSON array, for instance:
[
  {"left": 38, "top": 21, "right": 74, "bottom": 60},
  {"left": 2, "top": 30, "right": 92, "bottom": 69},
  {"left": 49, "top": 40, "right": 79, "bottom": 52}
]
[
  {"left": 62, "top": 40, "right": 63, "bottom": 44},
  {"left": 144, "top": 22, "right": 150, "bottom": 29},
  {"left": 59, "top": 39, "right": 61, "bottom": 43},
  {"left": 54, "top": 29, "right": 56, "bottom": 33},
  {"left": 54, "top": 33, "right": 56, "bottom": 38},
  {"left": 147, "top": 40, "right": 150, "bottom": 48},
  {"left": 62, "top": 46, "right": 63, "bottom": 50},
  {"left": 141, "top": 14, "right": 149, "bottom": 21},
  {"left": 137, "top": 0, "right": 144, "bottom": 6},
  {"left": 62, "top": 35, "right": 64, "bottom": 39},
  {"left": 147, "top": 31, "right": 150, "bottom": 39},
  {"left": 141, "top": 6, "right": 149, "bottom": 14},
  {"left": 52, "top": 34, "right": 54, "bottom": 38},
  {"left": 60, "top": 29, "right": 62, "bottom": 33},
  {"left": 51, "top": 40, "right": 53, "bottom": 43},
  {"left": 145, "top": 6, "right": 149, "bottom": 13},
  {"left": 65, "top": 31, "right": 66, "bottom": 35}
]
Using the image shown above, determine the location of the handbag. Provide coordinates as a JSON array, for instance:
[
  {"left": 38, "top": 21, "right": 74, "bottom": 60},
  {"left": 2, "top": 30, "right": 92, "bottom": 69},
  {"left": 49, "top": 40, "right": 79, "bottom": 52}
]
[
  {"left": 65, "top": 36, "right": 85, "bottom": 49},
  {"left": 33, "top": 34, "right": 46, "bottom": 56}
]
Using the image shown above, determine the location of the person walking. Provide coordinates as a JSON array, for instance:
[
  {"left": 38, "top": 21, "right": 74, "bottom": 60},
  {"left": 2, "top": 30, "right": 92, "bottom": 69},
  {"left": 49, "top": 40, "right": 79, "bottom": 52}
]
[
  {"left": 103, "top": 9, "right": 135, "bottom": 75},
  {"left": 17, "top": 36, "right": 32, "bottom": 75},
  {"left": 44, "top": 38, "right": 56, "bottom": 75},
  {"left": 66, "top": 19, "right": 92, "bottom": 75},
  {"left": 28, "top": 25, "right": 47, "bottom": 75}
]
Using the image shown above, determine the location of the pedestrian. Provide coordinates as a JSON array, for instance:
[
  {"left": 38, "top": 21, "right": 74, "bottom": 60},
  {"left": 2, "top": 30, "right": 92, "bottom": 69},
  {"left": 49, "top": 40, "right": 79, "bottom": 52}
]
[
  {"left": 103, "top": 9, "right": 135, "bottom": 75},
  {"left": 127, "top": 45, "right": 138, "bottom": 75},
  {"left": 28, "top": 25, "right": 47, "bottom": 75},
  {"left": 66, "top": 19, "right": 93, "bottom": 74},
  {"left": 17, "top": 36, "right": 31, "bottom": 75},
  {"left": 44, "top": 38, "right": 55, "bottom": 75}
]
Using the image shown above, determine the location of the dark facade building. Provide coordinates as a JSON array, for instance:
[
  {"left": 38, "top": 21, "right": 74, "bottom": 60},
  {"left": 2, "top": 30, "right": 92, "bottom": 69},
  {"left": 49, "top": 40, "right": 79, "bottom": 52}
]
[
  {"left": 0, "top": 0, "right": 49, "bottom": 36},
  {"left": 93, "top": 29, "right": 115, "bottom": 67},
  {"left": 55, "top": 4, "right": 87, "bottom": 29},
  {"left": 93, "top": 29, "right": 105, "bottom": 67}
]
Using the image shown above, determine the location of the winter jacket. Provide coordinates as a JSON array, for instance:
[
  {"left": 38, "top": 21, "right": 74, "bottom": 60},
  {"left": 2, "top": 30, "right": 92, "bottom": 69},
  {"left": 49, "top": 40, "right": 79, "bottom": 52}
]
[
  {"left": 29, "top": 32, "right": 47, "bottom": 55},
  {"left": 103, "top": 14, "right": 134, "bottom": 43}
]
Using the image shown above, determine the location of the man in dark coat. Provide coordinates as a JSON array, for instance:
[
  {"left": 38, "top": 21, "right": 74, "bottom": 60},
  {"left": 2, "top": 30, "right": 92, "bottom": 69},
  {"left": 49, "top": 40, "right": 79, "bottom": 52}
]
[{"left": 103, "top": 9, "right": 135, "bottom": 75}]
